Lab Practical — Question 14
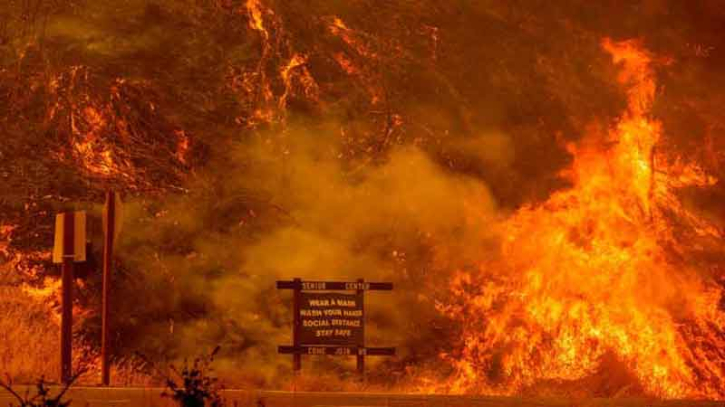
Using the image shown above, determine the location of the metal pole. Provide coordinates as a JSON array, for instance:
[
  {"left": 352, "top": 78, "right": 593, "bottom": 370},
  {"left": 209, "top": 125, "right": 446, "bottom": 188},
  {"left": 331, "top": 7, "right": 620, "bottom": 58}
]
[
  {"left": 356, "top": 278, "right": 365, "bottom": 377},
  {"left": 60, "top": 212, "right": 74, "bottom": 384},
  {"left": 293, "top": 277, "right": 302, "bottom": 373},
  {"left": 101, "top": 192, "right": 115, "bottom": 386}
]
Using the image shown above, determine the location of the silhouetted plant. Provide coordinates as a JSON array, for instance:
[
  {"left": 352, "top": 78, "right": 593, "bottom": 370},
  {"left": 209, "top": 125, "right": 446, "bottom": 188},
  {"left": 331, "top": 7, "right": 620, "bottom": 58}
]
[
  {"left": 0, "top": 372, "right": 81, "bottom": 407},
  {"left": 160, "top": 346, "right": 224, "bottom": 407}
]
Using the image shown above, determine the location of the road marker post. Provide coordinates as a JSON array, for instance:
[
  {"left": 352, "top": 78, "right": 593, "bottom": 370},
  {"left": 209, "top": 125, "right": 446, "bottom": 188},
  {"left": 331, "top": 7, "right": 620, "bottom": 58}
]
[
  {"left": 53, "top": 211, "right": 86, "bottom": 384},
  {"left": 101, "top": 192, "right": 122, "bottom": 385}
]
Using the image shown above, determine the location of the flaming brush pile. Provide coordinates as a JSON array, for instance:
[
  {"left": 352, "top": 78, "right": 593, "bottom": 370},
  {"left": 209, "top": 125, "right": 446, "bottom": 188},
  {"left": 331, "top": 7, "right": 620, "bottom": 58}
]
[
  {"left": 2, "top": 0, "right": 725, "bottom": 399},
  {"left": 435, "top": 39, "right": 725, "bottom": 398}
]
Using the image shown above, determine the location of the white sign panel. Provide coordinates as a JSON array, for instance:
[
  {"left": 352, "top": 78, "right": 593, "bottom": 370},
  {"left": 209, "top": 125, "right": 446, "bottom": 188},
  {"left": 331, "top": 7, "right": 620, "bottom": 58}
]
[{"left": 52, "top": 211, "right": 87, "bottom": 263}]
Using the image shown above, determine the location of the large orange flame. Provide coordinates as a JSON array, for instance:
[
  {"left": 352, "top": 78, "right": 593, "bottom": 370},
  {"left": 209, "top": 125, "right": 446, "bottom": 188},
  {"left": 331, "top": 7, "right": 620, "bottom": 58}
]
[{"left": 437, "top": 39, "right": 725, "bottom": 398}]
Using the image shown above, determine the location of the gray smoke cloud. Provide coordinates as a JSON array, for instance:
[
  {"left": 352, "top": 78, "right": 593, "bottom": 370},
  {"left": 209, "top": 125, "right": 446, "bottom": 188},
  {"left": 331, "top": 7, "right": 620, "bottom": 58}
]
[{"left": 110, "top": 125, "right": 504, "bottom": 387}]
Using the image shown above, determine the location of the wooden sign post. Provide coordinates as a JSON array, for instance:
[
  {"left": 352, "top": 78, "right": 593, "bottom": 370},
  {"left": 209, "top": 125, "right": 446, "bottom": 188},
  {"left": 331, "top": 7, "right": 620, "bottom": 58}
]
[
  {"left": 101, "top": 192, "right": 122, "bottom": 386},
  {"left": 355, "top": 278, "right": 364, "bottom": 375},
  {"left": 277, "top": 279, "right": 395, "bottom": 376},
  {"left": 53, "top": 211, "right": 86, "bottom": 384}
]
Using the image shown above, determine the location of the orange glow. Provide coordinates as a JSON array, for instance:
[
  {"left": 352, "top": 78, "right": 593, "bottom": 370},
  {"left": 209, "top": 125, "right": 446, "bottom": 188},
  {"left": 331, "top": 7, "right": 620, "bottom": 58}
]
[
  {"left": 245, "top": 0, "right": 270, "bottom": 40},
  {"left": 333, "top": 52, "right": 358, "bottom": 76},
  {"left": 72, "top": 107, "right": 116, "bottom": 177},
  {"left": 327, "top": 16, "right": 384, "bottom": 106},
  {"left": 175, "top": 130, "right": 190, "bottom": 164},
  {"left": 238, "top": 0, "right": 323, "bottom": 126},
  {"left": 434, "top": 39, "right": 725, "bottom": 398},
  {"left": 328, "top": 17, "right": 376, "bottom": 60},
  {"left": 44, "top": 67, "right": 139, "bottom": 180},
  {"left": 21, "top": 278, "right": 63, "bottom": 325},
  {"left": 0, "top": 224, "right": 14, "bottom": 258},
  {"left": 279, "top": 53, "right": 319, "bottom": 112}
]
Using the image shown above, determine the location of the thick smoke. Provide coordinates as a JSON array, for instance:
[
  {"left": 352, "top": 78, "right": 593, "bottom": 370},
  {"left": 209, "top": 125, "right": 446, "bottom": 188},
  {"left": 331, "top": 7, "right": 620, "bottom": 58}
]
[{"left": 110, "top": 125, "right": 503, "bottom": 386}]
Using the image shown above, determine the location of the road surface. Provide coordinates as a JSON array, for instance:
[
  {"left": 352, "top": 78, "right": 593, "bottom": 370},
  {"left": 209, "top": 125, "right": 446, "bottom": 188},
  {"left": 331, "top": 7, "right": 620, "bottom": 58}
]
[{"left": 1, "top": 388, "right": 724, "bottom": 407}]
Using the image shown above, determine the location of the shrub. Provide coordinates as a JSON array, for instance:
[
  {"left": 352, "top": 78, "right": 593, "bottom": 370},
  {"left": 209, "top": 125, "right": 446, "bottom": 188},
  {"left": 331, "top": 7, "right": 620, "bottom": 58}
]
[
  {"left": 0, "top": 374, "right": 79, "bottom": 407},
  {"left": 161, "top": 346, "right": 224, "bottom": 407}
]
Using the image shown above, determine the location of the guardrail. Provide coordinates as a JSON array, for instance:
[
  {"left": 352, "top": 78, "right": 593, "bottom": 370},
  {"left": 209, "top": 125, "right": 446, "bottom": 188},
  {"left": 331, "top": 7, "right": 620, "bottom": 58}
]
[{"left": 1, "top": 388, "right": 724, "bottom": 407}]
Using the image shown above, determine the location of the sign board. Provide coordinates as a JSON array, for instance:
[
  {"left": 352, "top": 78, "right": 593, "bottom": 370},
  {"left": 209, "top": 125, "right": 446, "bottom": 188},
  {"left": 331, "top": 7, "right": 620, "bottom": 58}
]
[
  {"left": 277, "top": 278, "right": 395, "bottom": 375},
  {"left": 52, "top": 211, "right": 86, "bottom": 263},
  {"left": 299, "top": 292, "right": 364, "bottom": 346},
  {"left": 102, "top": 192, "right": 123, "bottom": 244},
  {"left": 277, "top": 281, "right": 393, "bottom": 291},
  {"left": 279, "top": 345, "right": 396, "bottom": 356}
]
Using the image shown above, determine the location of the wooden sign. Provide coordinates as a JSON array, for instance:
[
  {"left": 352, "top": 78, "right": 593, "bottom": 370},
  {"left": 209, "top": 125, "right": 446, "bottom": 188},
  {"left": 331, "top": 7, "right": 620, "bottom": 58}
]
[
  {"left": 277, "top": 278, "right": 396, "bottom": 375},
  {"left": 299, "top": 292, "right": 364, "bottom": 345},
  {"left": 52, "top": 211, "right": 86, "bottom": 263},
  {"left": 277, "top": 280, "right": 393, "bottom": 291},
  {"left": 279, "top": 345, "right": 396, "bottom": 356}
]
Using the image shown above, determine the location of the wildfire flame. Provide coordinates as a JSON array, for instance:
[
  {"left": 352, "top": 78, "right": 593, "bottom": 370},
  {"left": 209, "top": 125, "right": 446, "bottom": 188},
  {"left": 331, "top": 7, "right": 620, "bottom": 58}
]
[
  {"left": 436, "top": 39, "right": 725, "bottom": 398},
  {"left": 0, "top": 224, "right": 14, "bottom": 259},
  {"left": 327, "top": 16, "right": 383, "bottom": 106},
  {"left": 245, "top": 0, "right": 269, "bottom": 40},
  {"left": 233, "top": 0, "right": 320, "bottom": 127},
  {"left": 279, "top": 53, "right": 318, "bottom": 113}
]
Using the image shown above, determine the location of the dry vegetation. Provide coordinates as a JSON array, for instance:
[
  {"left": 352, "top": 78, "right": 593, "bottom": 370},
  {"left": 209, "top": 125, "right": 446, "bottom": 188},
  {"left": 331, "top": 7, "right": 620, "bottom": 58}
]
[
  {"left": 0, "top": 287, "right": 59, "bottom": 382},
  {"left": 2, "top": 0, "right": 725, "bottom": 398}
]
